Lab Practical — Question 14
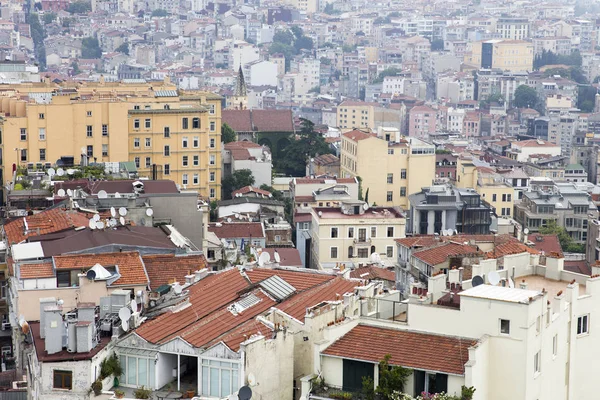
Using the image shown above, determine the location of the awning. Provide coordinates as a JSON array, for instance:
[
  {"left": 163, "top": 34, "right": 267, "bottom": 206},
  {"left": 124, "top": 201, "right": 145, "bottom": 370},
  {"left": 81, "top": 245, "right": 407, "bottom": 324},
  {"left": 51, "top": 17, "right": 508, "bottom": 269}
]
[{"left": 116, "top": 347, "right": 158, "bottom": 359}]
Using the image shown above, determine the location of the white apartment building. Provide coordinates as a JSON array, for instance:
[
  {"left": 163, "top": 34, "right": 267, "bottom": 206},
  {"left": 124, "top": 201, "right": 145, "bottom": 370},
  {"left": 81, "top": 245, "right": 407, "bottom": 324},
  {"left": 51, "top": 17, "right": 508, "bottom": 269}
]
[{"left": 447, "top": 107, "right": 466, "bottom": 132}]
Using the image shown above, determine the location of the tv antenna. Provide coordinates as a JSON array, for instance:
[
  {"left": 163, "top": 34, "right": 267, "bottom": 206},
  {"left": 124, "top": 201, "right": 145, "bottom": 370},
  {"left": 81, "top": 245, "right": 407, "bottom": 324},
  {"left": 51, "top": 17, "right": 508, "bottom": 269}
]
[
  {"left": 146, "top": 208, "right": 153, "bottom": 217},
  {"left": 88, "top": 219, "right": 96, "bottom": 230},
  {"left": 86, "top": 270, "right": 96, "bottom": 281},
  {"left": 274, "top": 251, "right": 281, "bottom": 263},
  {"left": 93, "top": 214, "right": 101, "bottom": 222},
  {"left": 95, "top": 221, "right": 105, "bottom": 230},
  {"left": 56, "top": 168, "right": 65, "bottom": 176},
  {"left": 119, "top": 216, "right": 125, "bottom": 225},
  {"left": 47, "top": 168, "right": 55, "bottom": 177}
]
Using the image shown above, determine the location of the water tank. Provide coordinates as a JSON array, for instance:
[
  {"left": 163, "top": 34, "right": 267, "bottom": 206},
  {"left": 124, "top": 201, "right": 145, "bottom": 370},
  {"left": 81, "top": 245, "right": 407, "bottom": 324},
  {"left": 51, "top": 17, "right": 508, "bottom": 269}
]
[{"left": 67, "top": 320, "right": 77, "bottom": 353}]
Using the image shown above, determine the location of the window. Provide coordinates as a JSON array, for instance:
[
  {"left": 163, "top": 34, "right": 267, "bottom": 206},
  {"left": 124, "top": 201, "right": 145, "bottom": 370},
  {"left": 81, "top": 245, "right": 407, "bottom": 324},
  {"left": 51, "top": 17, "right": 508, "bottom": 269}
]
[
  {"left": 210, "top": 155, "right": 216, "bottom": 165},
  {"left": 210, "top": 188, "right": 216, "bottom": 198},
  {"left": 387, "top": 227, "right": 394, "bottom": 237},
  {"left": 401, "top": 169, "right": 407, "bottom": 179},
  {"left": 386, "top": 246, "right": 393, "bottom": 258},
  {"left": 209, "top": 104, "right": 216, "bottom": 114},
  {"left": 39, "top": 149, "right": 46, "bottom": 161},
  {"left": 182, "top": 117, "right": 189, "bottom": 129},
  {"left": 120, "top": 355, "right": 155, "bottom": 388},
  {"left": 145, "top": 157, "right": 151, "bottom": 168},
  {"left": 370, "top": 227, "right": 377, "bottom": 238},
  {"left": 577, "top": 314, "right": 589, "bottom": 335},
  {"left": 164, "top": 127, "right": 170, "bottom": 138},
  {"left": 102, "top": 124, "right": 108, "bottom": 136},
  {"left": 182, "top": 173, "right": 188, "bottom": 185},
  {"left": 208, "top": 172, "right": 215, "bottom": 182},
  {"left": 134, "top": 138, "right": 140, "bottom": 148},
  {"left": 57, "top": 270, "right": 76, "bottom": 287},
  {"left": 182, "top": 137, "right": 188, "bottom": 148},
  {"left": 134, "top": 119, "right": 140, "bottom": 129},
  {"left": 348, "top": 227, "right": 354, "bottom": 238},
  {"left": 87, "top": 111, "right": 92, "bottom": 117},
  {"left": 492, "top": 194, "right": 497, "bottom": 202},
  {"left": 164, "top": 164, "right": 170, "bottom": 175},
  {"left": 534, "top": 351, "right": 541, "bottom": 374},
  {"left": 388, "top": 149, "right": 394, "bottom": 155},
  {"left": 182, "top": 156, "right": 189, "bottom": 167},
  {"left": 210, "top": 138, "right": 216, "bottom": 148},
  {"left": 553, "top": 334, "right": 558, "bottom": 356},
  {"left": 387, "top": 173, "right": 393, "bottom": 184},
  {"left": 20, "top": 149, "right": 27, "bottom": 162},
  {"left": 53, "top": 370, "right": 72, "bottom": 390},
  {"left": 500, "top": 319, "right": 510, "bottom": 334},
  {"left": 39, "top": 113, "right": 45, "bottom": 120},
  {"left": 20, "top": 128, "right": 26, "bottom": 141},
  {"left": 86, "top": 145, "right": 93, "bottom": 158},
  {"left": 134, "top": 157, "right": 140, "bottom": 168},
  {"left": 134, "top": 105, "right": 140, "bottom": 110},
  {"left": 201, "top": 359, "right": 239, "bottom": 398},
  {"left": 145, "top": 105, "right": 151, "bottom": 110},
  {"left": 193, "top": 137, "right": 199, "bottom": 148},
  {"left": 164, "top": 145, "right": 170, "bottom": 156},
  {"left": 102, "top": 144, "right": 108, "bottom": 157},
  {"left": 144, "top": 118, "right": 151, "bottom": 129},
  {"left": 193, "top": 155, "right": 199, "bottom": 166},
  {"left": 193, "top": 117, "right": 200, "bottom": 129},
  {"left": 387, "top": 191, "right": 393, "bottom": 201},
  {"left": 39, "top": 128, "right": 46, "bottom": 140},
  {"left": 145, "top": 138, "right": 151, "bottom": 147},
  {"left": 400, "top": 187, "right": 406, "bottom": 197},
  {"left": 330, "top": 247, "right": 338, "bottom": 258},
  {"left": 193, "top": 174, "right": 199, "bottom": 184},
  {"left": 210, "top": 121, "right": 216, "bottom": 131},
  {"left": 331, "top": 227, "right": 338, "bottom": 238}
]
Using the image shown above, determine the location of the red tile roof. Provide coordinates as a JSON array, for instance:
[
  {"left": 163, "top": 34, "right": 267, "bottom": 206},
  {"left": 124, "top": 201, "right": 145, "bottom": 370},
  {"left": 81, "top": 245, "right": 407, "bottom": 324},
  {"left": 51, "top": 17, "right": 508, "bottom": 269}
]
[
  {"left": 260, "top": 248, "right": 303, "bottom": 268},
  {"left": 222, "top": 109, "right": 253, "bottom": 131},
  {"left": 52, "top": 251, "right": 148, "bottom": 286},
  {"left": 4, "top": 208, "right": 89, "bottom": 244},
  {"left": 208, "top": 222, "right": 264, "bottom": 239},
  {"left": 207, "top": 318, "right": 273, "bottom": 352},
  {"left": 485, "top": 241, "right": 539, "bottom": 259},
  {"left": 322, "top": 325, "right": 477, "bottom": 375},
  {"left": 245, "top": 267, "right": 333, "bottom": 291},
  {"left": 19, "top": 262, "right": 53, "bottom": 279},
  {"left": 252, "top": 109, "right": 294, "bottom": 132},
  {"left": 529, "top": 234, "right": 563, "bottom": 256},
  {"left": 231, "top": 186, "right": 272, "bottom": 197},
  {"left": 342, "top": 129, "right": 376, "bottom": 141},
  {"left": 565, "top": 260, "right": 591, "bottom": 276},
  {"left": 395, "top": 236, "right": 439, "bottom": 248},
  {"left": 413, "top": 242, "right": 480, "bottom": 266},
  {"left": 349, "top": 266, "right": 395, "bottom": 281},
  {"left": 142, "top": 254, "right": 208, "bottom": 290},
  {"left": 224, "top": 141, "right": 262, "bottom": 149}
]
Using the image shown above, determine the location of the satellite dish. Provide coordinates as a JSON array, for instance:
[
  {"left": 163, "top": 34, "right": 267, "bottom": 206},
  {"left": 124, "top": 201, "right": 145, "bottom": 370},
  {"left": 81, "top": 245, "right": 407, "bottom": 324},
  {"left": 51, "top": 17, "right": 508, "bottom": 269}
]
[
  {"left": 235, "top": 213, "right": 240, "bottom": 219},
  {"left": 86, "top": 270, "right": 96, "bottom": 280},
  {"left": 97, "top": 190, "right": 108, "bottom": 199},
  {"left": 96, "top": 221, "right": 105, "bottom": 229},
  {"left": 57, "top": 188, "right": 66, "bottom": 197},
  {"left": 66, "top": 168, "right": 75, "bottom": 175},
  {"left": 488, "top": 271, "right": 500, "bottom": 286},
  {"left": 248, "top": 373, "right": 257, "bottom": 386},
  {"left": 130, "top": 299, "right": 137, "bottom": 312},
  {"left": 146, "top": 208, "right": 153, "bottom": 217},
  {"left": 227, "top": 217, "right": 232, "bottom": 223},
  {"left": 472, "top": 275, "right": 484, "bottom": 287},
  {"left": 121, "top": 319, "right": 129, "bottom": 332},
  {"left": 119, "top": 207, "right": 127, "bottom": 216},
  {"left": 114, "top": 192, "right": 121, "bottom": 198},
  {"left": 88, "top": 219, "right": 96, "bottom": 229},
  {"left": 447, "top": 229, "right": 453, "bottom": 236},
  {"left": 66, "top": 188, "right": 73, "bottom": 197},
  {"left": 57, "top": 168, "right": 65, "bottom": 176},
  {"left": 524, "top": 228, "right": 529, "bottom": 234},
  {"left": 110, "top": 207, "right": 116, "bottom": 217},
  {"left": 173, "top": 284, "right": 183, "bottom": 295},
  {"left": 274, "top": 251, "right": 281, "bottom": 263},
  {"left": 508, "top": 277, "right": 515, "bottom": 288},
  {"left": 259, "top": 252, "right": 270, "bottom": 266},
  {"left": 47, "top": 167, "right": 56, "bottom": 177},
  {"left": 109, "top": 218, "right": 117, "bottom": 227},
  {"left": 238, "top": 386, "right": 252, "bottom": 400},
  {"left": 120, "top": 216, "right": 125, "bottom": 225},
  {"left": 118, "top": 307, "right": 132, "bottom": 321},
  {"left": 363, "top": 203, "right": 369, "bottom": 210},
  {"left": 93, "top": 214, "right": 101, "bottom": 221}
]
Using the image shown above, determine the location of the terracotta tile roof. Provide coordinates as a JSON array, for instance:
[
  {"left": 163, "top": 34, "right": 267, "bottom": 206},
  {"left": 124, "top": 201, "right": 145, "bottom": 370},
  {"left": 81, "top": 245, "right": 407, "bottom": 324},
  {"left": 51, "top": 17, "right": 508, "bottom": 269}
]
[
  {"left": 410, "top": 105, "right": 435, "bottom": 113},
  {"left": 208, "top": 222, "right": 264, "bottom": 239},
  {"left": 395, "top": 236, "right": 439, "bottom": 248},
  {"left": 260, "top": 248, "right": 303, "bottom": 268},
  {"left": 231, "top": 186, "right": 272, "bottom": 197},
  {"left": 252, "top": 109, "right": 294, "bottom": 132},
  {"left": 19, "top": 262, "right": 53, "bottom": 279},
  {"left": 350, "top": 266, "right": 395, "bottom": 282},
  {"left": 322, "top": 325, "right": 477, "bottom": 375},
  {"left": 222, "top": 109, "right": 253, "bottom": 131},
  {"left": 208, "top": 318, "right": 273, "bottom": 352},
  {"left": 224, "top": 141, "right": 262, "bottom": 149},
  {"left": 528, "top": 234, "right": 562, "bottom": 256},
  {"left": 277, "top": 277, "right": 359, "bottom": 322},
  {"left": 514, "top": 139, "right": 559, "bottom": 148},
  {"left": 342, "top": 129, "right": 376, "bottom": 141},
  {"left": 4, "top": 208, "right": 89, "bottom": 244},
  {"left": 413, "top": 242, "right": 480, "bottom": 266},
  {"left": 52, "top": 251, "right": 148, "bottom": 286},
  {"left": 313, "top": 153, "right": 339, "bottom": 166},
  {"left": 565, "top": 260, "right": 591, "bottom": 276},
  {"left": 245, "top": 267, "right": 333, "bottom": 291},
  {"left": 485, "top": 241, "right": 539, "bottom": 259},
  {"left": 142, "top": 254, "right": 208, "bottom": 290}
]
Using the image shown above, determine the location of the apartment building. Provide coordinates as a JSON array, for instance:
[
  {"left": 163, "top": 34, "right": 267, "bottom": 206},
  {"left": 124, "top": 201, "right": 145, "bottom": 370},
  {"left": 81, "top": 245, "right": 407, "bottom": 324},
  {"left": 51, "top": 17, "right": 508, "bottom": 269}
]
[
  {"left": 496, "top": 17, "right": 530, "bottom": 40},
  {"left": 506, "top": 139, "right": 561, "bottom": 162},
  {"left": 309, "top": 201, "right": 406, "bottom": 269},
  {"left": 336, "top": 100, "right": 376, "bottom": 130},
  {"left": 340, "top": 129, "right": 436, "bottom": 208},
  {"left": 0, "top": 79, "right": 222, "bottom": 199},
  {"left": 408, "top": 106, "right": 437, "bottom": 138},
  {"left": 532, "top": 36, "right": 572, "bottom": 56},
  {"left": 467, "top": 40, "right": 534, "bottom": 72}
]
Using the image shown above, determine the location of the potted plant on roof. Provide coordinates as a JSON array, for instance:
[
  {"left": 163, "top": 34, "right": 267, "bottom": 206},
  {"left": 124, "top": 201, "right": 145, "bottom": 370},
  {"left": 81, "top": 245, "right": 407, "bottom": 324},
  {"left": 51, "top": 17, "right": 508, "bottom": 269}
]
[
  {"left": 91, "top": 379, "right": 103, "bottom": 396},
  {"left": 114, "top": 389, "right": 125, "bottom": 399}
]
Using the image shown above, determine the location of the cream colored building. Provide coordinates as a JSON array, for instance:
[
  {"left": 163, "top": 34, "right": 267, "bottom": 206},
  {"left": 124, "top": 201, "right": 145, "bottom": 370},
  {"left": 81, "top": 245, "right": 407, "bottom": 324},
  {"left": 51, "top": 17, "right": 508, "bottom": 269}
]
[
  {"left": 340, "top": 129, "right": 436, "bottom": 208},
  {"left": 0, "top": 78, "right": 222, "bottom": 199},
  {"left": 466, "top": 40, "right": 534, "bottom": 72},
  {"left": 336, "top": 100, "right": 376, "bottom": 130},
  {"left": 309, "top": 201, "right": 406, "bottom": 269}
]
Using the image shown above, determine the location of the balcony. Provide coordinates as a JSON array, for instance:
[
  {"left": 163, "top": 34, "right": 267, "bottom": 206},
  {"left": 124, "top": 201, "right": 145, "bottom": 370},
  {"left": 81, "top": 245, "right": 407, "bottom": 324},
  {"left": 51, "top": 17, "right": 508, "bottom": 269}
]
[{"left": 353, "top": 238, "right": 371, "bottom": 245}]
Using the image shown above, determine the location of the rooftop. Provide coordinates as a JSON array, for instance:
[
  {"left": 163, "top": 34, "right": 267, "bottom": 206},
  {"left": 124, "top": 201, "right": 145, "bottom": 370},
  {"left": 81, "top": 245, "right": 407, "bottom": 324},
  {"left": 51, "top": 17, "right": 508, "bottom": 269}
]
[
  {"left": 142, "top": 254, "right": 208, "bottom": 290},
  {"left": 313, "top": 207, "right": 404, "bottom": 220},
  {"left": 459, "top": 284, "right": 542, "bottom": 304}
]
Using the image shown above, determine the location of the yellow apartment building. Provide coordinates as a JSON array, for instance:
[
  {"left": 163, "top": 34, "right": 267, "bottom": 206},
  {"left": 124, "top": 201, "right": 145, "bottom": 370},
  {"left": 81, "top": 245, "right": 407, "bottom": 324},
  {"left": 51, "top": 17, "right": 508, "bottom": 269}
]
[
  {"left": 0, "top": 77, "right": 222, "bottom": 199},
  {"left": 336, "top": 100, "right": 376, "bottom": 130},
  {"left": 456, "top": 156, "right": 514, "bottom": 218},
  {"left": 466, "top": 40, "right": 534, "bottom": 72},
  {"left": 340, "top": 129, "right": 436, "bottom": 209}
]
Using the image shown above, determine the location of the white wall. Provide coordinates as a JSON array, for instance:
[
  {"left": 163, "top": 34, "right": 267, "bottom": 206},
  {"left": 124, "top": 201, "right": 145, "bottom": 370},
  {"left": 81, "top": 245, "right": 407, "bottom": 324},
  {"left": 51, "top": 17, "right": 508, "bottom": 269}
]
[
  {"left": 22, "top": 277, "right": 56, "bottom": 290},
  {"left": 156, "top": 352, "right": 178, "bottom": 389}
]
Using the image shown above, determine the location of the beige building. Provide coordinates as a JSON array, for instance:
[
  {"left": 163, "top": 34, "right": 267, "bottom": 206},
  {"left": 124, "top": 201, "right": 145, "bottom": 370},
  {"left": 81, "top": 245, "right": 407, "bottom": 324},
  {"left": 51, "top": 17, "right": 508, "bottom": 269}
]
[
  {"left": 309, "top": 201, "right": 406, "bottom": 269},
  {"left": 336, "top": 100, "right": 376, "bottom": 130},
  {"left": 0, "top": 78, "right": 222, "bottom": 199},
  {"left": 340, "top": 129, "right": 436, "bottom": 208},
  {"left": 466, "top": 40, "right": 534, "bottom": 72}
]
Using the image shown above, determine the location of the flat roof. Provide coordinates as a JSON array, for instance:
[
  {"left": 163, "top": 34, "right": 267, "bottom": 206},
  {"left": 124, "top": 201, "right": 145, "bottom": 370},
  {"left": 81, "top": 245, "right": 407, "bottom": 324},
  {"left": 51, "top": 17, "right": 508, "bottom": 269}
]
[{"left": 460, "top": 284, "right": 541, "bottom": 304}]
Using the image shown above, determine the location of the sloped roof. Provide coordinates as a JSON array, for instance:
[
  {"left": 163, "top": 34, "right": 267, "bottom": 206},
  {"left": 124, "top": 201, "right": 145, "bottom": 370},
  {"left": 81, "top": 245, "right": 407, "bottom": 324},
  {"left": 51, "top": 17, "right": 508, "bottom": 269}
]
[
  {"left": 208, "top": 222, "right": 264, "bottom": 239},
  {"left": 322, "top": 324, "right": 478, "bottom": 375},
  {"left": 142, "top": 254, "right": 208, "bottom": 290},
  {"left": 245, "top": 267, "right": 332, "bottom": 291},
  {"left": 222, "top": 109, "right": 253, "bottom": 131},
  {"left": 19, "top": 262, "right": 53, "bottom": 279},
  {"left": 349, "top": 266, "right": 395, "bottom": 281},
  {"left": 342, "top": 129, "right": 376, "bottom": 141},
  {"left": 413, "top": 242, "right": 480, "bottom": 266},
  {"left": 252, "top": 109, "right": 294, "bottom": 132},
  {"left": 4, "top": 208, "right": 89, "bottom": 244},
  {"left": 485, "top": 241, "right": 539, "bottom": 259}
]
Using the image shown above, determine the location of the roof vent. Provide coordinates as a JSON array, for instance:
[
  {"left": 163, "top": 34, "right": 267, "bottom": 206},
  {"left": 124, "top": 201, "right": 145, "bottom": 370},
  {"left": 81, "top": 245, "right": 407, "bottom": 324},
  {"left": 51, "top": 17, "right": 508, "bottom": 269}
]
[
  {"left": 259, "top": 275, "right": 296, "bottom": 301},
  {"left": 229, "top": 293, "right": 261, "bottom": 315}
]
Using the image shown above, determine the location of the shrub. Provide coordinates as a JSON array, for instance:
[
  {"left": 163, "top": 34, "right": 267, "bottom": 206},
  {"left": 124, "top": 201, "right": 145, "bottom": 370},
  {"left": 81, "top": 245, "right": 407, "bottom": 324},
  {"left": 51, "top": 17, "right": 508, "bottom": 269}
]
[
  {"left": 134, "top": 386, "right": 152, "bottom": 399},
  {"left": 330, "top": 391, "right": 353, "bottom": 400}
]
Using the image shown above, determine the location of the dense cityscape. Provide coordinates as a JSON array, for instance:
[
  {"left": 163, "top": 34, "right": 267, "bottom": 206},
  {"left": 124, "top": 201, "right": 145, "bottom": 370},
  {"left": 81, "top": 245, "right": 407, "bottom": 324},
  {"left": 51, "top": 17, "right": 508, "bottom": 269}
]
[{"left": 0, "top": 0, "right": 596, "bottom": 399}]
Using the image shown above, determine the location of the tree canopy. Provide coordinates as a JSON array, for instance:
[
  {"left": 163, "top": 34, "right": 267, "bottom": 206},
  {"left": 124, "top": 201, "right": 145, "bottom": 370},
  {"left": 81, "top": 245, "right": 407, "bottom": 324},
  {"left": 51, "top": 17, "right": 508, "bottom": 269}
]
[
  {"left": 222, "top": 169, "right": 255, "bottom": 200},
  {"left": 373, "top": 67, "right": 402, "bottom": 83},
  {"left": 269, "top": 27, "right": 314, "bottom": 71},
  {"left": 81, "top": 37, "right": 102, "bottom": 59},
  {"left": 276, "top": 118, "right": 333, "bottom": 176},
  {"left": 66, "top": 0, "right": 91, "bottom": 14},
  {"left": 539, "top": 220, "right": 585, "bottom": 253},
  {"left": 221, "top": 123, "right": 237, "bottom": 144},
  {"left": 513, "top": 85, "right": 539, "bottom": 109},
  {"left": 42, "top": 12, "right": 57, "bottom": 24},
  {"left": 115, "top": 43, "right": 129, "bottom": 55},
  {"left": 534, "top": 50, "right": 582, "bottom": 69},
  {"left": 28, "top": 13, "right": 46, "bottom": 70}
]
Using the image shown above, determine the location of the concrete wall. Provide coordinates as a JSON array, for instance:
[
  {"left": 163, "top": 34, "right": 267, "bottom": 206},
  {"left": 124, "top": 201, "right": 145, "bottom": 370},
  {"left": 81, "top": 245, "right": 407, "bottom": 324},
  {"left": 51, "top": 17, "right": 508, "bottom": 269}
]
[
  {"left": 156, "top": 352, "right": 178, "bottom": 389},
  {"left": 22, "top": 277, "right": 55, "bottom": 290},
  {"left": 147, "top": 193, "right": 204, "bottom": 250}
]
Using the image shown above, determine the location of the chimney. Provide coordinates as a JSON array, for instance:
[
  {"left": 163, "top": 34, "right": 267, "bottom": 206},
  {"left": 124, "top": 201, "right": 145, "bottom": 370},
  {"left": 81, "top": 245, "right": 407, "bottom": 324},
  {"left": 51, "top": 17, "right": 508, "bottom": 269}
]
[
  {"left": 544, "top": 255, "right": 564, "bottom": 281},
  {"left": 76, "top": 321, "right": 93, "bottom": 353},
  {"left": 185, "top": 274, "right": 195, "bottom": 285},
  {"left": 194, "top": 269, "right": 209, "bottom": 282},
  {"left": 448, "top": 268, "right": 460, "bottom": 285},
  {"left": 39, "top": 297, "right": 57, "bottom": 339},
  {"left": 552, "top": 290, "right": 565, "bottom": 315},
  {"left": 428, "top": 273, "right": 447, "bottom": 303},
  {"left": 44, "top": 305, "right": 63, "bottom": 355}
]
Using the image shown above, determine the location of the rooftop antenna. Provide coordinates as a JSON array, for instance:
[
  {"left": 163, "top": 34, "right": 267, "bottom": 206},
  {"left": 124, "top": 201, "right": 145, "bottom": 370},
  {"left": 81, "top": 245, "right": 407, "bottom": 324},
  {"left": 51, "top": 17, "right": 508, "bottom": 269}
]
[
  {"left": 472, "top": 275, "right": 484, "bottom": 287},
  {"left": 488, "top": 270, "right": 500, "bottom": 286},
  {"left": 227, "top": 217, "right": 232, "bottom": 223},
  {"left": 238, "top": 386, "right": 252, "bottom": 400},
  {"left": 114, "top": 192, "right": 121, "bottom": 198},
  {"left": 110, "top": 207, "right": 116, "bottom": 218},
  {"left": 109, "top": 218, "right": 117, "bottom": 228},
  {"left": 173, "top": 283, "right": 183, "bottom": 295},
  {"left": 86, "top": 269, "right": 96, "bottom": 281},
  {"left": 23, "top": 217, "right": 28, "bottom": 232},
  {"left": 95, "top": 221, "right": 105, "bottom": 230},
  {"left": 508, "top": 277, "right": 515, "bottom": 288},
  {"left": 93, "top": 214, "right": 101, "bottom": 222},
  {"left": 130, "top": 299, "right": 137, "bottom": 313},
  {"left": 57, "top": 188, "right": 66, "bottom": 197},
  {"left": 66, "top": 169, "right": 75, "bottom": 176},
  {"left": 66, "top": 188, "right": 73, "bottom": 197},
  {"left": 120, "top": 319, "right": 129, "bottom": 332},
  {"left": 363, "top": 202, "right": 369, "bottom": 210},
  {"left": 97, "top": 190, "right": 108, "bottom": 199},
  {"left": 118, "top": 307, "right": 131, "bottom": 327}
]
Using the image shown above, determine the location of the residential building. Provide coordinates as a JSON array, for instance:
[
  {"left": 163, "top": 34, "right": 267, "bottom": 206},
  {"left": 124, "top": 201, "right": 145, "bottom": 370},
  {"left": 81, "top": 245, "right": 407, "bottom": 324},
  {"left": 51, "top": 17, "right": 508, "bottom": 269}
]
[
  {"left": 222, "top": 141, "right": 272, "bottom": 189},
  {"left": 532, "top": 36, "right": 572, "bottom": 56},
  {"left": 496, "top": 17, "right": 530, "bottom": 40},
  {"left": 340, "top": 129, "right": 436, "bottom": 208},
  {"left": 466, "top": 40, "right": 534, "bottom": 72},
  {"left": 336, "top": 100, "right": 376, "bottom": 131},
  {"left": 507, "top": 139, "right": 562, "bottom": 162},
  {"left": 408, "top": 106, "right": 437, "bottom": 138}
]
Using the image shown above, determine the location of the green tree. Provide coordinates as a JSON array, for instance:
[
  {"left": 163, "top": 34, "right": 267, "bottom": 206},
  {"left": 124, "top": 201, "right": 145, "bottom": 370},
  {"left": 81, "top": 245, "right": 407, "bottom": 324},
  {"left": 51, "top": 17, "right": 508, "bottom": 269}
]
[
  {"left": 277, "top": 118, "right": 333, "bottom": 176},
  {"left": 290, "top": 25, "right": 303, "bottom": 39},
  {"left": 294, "top": 36, "right": 314, "bottom": 53},
  {"left": 539, "top": 220, "right": 585, "bottom": 253},
  {"left": 222, "top": 169, "right": 255, "bottom": 199},
  {"left": 273, "top": 30, "right": 294, "bottom": 46},
  {"left": 513, "top": 85, "right": 539, "bottom": 109},
  {"left": 81, "top": 37, "right": 102, "bottom": 59},
  {"left": 221, "top": 123, "right": 237, "bottom": 144},
  {"left": 373, "top": 67, "right": 402, "bottom": 83},
  {"left": 28, "top": 13, "right": 46, "bottom": 70},
  {"left": 578, "top": 86, "right": 596, "bottom": 112},
  {"left": 66, "top": 0, "right": 91, "bottom": 14},
  {"left": 115, "top": 42, "right": 129, "bottom": 55},
  {"left": 71, "top": 61, "right": 80, "bottom": 75},
  {"left": 42, "top": 12, "right": 56, "bottom": 24},
  {"left": 376, "top": 354, "right": 412, "bottom": 400},
  {"left": 151, "top": 9, "right": 168, "bottom": 17}
]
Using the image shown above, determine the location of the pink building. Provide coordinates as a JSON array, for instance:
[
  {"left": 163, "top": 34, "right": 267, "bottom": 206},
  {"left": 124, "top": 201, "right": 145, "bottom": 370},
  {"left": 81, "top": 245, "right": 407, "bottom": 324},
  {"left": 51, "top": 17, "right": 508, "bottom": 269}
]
[{"left": 408, "top": 105, "right": 437, "bottom": 138}]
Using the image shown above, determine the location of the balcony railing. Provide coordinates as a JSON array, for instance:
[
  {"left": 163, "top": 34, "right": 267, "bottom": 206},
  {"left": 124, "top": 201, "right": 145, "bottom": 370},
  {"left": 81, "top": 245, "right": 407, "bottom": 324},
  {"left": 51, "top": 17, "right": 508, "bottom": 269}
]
[{"left": 353, "top": 238, "right": 371, "bottom": 245}]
